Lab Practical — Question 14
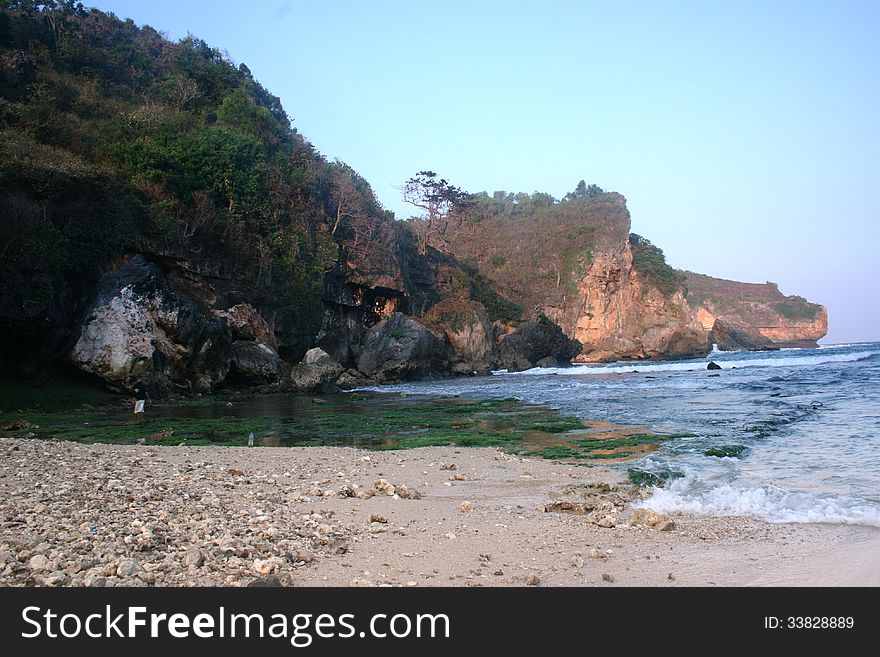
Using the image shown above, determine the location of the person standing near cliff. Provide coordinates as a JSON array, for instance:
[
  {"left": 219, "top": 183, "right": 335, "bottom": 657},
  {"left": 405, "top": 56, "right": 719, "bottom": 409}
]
[{"left": 132, "top": 380, "right": 149, "bottom": 422}]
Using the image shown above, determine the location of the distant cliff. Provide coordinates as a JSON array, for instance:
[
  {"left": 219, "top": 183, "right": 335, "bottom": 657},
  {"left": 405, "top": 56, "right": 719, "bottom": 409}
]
[{"left": 683, "top": 273, "right": 827, "bottom": 348}]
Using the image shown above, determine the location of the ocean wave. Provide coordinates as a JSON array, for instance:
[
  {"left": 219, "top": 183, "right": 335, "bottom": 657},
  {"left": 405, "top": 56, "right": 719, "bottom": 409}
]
[
  {"left": 498, "top": 349, "right": 880, "bottom": 376},
  {"left": 637, "top": 476, "right": 880, "bottom": 527}
]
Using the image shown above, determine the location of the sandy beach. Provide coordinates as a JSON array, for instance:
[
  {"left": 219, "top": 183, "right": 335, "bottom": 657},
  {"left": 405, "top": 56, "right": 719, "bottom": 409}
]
[{"left": 1, "top": 436, "right": 877, "bottom": 587}]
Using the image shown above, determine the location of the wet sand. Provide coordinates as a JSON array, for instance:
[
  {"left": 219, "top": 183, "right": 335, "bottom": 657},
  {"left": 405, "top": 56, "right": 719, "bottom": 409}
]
[{"left": 1, "top": 437, "right": 878, "bottom": 587}]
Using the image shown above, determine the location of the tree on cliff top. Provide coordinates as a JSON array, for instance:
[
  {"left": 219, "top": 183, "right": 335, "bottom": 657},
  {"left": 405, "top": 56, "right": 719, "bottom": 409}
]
[
  {"left": 564, "top": 180, "right": 604, "bottom": 201},
  {"left": 402, "top": 171, "right": 469, "bottom": 255}
]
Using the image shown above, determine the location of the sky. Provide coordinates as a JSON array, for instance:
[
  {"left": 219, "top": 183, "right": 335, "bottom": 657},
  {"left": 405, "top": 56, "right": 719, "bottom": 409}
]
[{"left": 88, "top": 0, "right": 880, "bottom": 343}]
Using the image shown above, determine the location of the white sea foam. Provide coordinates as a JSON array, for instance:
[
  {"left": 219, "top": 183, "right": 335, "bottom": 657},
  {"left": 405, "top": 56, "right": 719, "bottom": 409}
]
[
  {"left": 637, "top": 476, "right": 880, "bottom": 528},
  {"left": 499, "top": 349, "right": 879, "bottom": 376}
]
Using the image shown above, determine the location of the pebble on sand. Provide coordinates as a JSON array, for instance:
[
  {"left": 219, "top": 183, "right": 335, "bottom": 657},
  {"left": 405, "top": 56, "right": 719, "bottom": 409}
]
[
  {"left": 28, "top": 554, "right": 49, "bottom": 572},
  {"left": 184, "top": 548, "right": 205, "bottom": 568},
  {"left": 116, "top": 558, "right": 144, "bottom": 577}
]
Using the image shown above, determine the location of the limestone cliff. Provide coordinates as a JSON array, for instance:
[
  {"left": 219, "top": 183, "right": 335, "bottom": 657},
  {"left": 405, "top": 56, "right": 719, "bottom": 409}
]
[
  {"left": 569, "top": 247, "right": 710, "bottom": 362},
  {"left": 684, "top": 273, "right": 828, "bottom": 348},
  {"left": 445, "top": 193, "right": 826, "bottom": 360},
  {"left": 446, "top": 194, "right": 710, "bottom": 361}
]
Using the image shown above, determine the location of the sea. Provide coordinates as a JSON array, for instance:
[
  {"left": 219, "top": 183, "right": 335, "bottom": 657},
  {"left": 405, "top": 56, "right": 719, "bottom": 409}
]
[{"left": 361, "top": 342, "right": 880, "bottom": 528}]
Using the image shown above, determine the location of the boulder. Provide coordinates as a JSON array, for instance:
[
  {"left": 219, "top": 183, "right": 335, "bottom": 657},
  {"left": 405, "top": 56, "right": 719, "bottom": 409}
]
[
  {"left": 501, "top": 350, "right": 532, "bottom": 373},
  {"left": 304, "top": 346, "right": 332, "bottom": 365},
  {"left": 316, "top": 275, "right": 407, "bottom": 368},
  {"left": 645, "top": 325, "right": 713, "bottom": 359},
  {"left": 356, "top": 313, "right": 443, "bottom": 381},
  {"left": 288, "top": 348, "right": 344, "bottom": 392},
  {"left": 68, "top": 255, "right": 282, "bottom": 393},
  {"left": 68, "top": 256, "right": 230, "bottom": 392},
  {"left": 499, "top": 316, "right": 582, "bottom": 372},
  {"left": 335, "top": 369, "right": 369, "bottom": 389},
  {"left": 423, "top": 300, "right": 499, "bottom": 375},
  {"left": 706, "top": 361, "right": 722, "bottom": 370},
  {"left": 228, "top": 341, "right": 281, "bottom": 382},
  {"left": 710, "top": 318, "right": 779, "bottom": 351},
  {"left": 315, "top": 321, "right": 359, "bottom": 368}
]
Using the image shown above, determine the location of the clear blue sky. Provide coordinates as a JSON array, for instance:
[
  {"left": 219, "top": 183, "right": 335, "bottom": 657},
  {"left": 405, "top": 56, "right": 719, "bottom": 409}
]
[{"left": 89, "top": 0, "right": 880, "bottom": 343}]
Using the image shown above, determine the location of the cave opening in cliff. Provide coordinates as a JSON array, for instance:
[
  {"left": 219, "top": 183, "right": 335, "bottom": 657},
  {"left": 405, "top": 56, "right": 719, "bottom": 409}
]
[{"left": 359, "top": 288, "right": 401, "bottom": 328}]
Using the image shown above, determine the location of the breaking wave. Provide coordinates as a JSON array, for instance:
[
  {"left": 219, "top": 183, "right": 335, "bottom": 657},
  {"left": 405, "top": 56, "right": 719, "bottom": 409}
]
[
  {"left": 637, "top": 474, "right": 880, "bottom": 528},
  {"left": 360, "top": 341, "right": 880, "bottom": 529}
]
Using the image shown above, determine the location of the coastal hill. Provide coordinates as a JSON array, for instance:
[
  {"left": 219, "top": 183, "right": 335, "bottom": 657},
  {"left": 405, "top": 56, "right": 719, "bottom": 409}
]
[
  {"left": 0, "top": 2, "right": 538, "bottom": 392},
  {"left": 444, "top": 188, "right": 826, "bottom": 360},
  {"left": 445, "top": 191, "right": 707, "bottom": 361},
  {"left": 0, "top": 4, "right": 826, "bottom": 394}
]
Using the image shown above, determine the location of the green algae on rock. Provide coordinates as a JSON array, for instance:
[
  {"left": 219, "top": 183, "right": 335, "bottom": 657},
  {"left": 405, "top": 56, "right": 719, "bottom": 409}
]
[{"left": 1, "top": 383, "right": 686, "bottom": 461}]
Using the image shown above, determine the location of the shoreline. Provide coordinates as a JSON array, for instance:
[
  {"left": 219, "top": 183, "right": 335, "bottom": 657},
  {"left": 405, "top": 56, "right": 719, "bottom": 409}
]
[{"left": 2, "top": 437, "right": 878, "bottom": 587}]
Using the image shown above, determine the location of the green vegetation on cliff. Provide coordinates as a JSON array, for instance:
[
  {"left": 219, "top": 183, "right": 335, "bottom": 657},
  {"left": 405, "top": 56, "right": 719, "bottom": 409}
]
[
  {"left": 457, "top": 260, "right": 523, "bottom": 323},
  {"left": 447, "top": 185, "right": 626, "bottom": 315},
  {"left": 0, "top": 1, "right": 526, "bottom": 367},
  {"left": 629, "top": 233, "right": 684, "bottom": 295},
  {"left": 0, "top": 1, "right": 390, "bottom": 340},
  {"left": 773, "top": 299, "right": 821, "bottom": 321},
  {"left": 1, "top": 2, "right": 824, "bottom": 376}
]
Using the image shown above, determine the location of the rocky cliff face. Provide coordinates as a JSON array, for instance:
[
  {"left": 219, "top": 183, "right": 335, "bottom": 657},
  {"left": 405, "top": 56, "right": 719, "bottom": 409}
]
[
  {"left": 709, "top": 318, "right": 778, "bottom": 351},
  {"left": 567, "top": 248, "right": 711, "bottom": 362},
  {"left": 498, "top": 317, "right": 583, "bottom": 371},
  {"left": 423, "top": 299, "right": 500, "bottom": 375},
  {"left": 447, "top": 194, "right": 711, "bottom": 362},
  {"left": 756, "top": 314, "right": 828, "bottom": 347},
  {"left": 684, "top": 273, "right": 828, "bottom": 348},
  {"left": 315, "top": 217, "right": 459, "bottom": 371},
  {"left": 0, "top": 5, "right": 827, "bottom": 390},
  {"left": 445, "top": 193, "right": 827, "bottom": 360},
  {"left": 28, "top": 196, "right": 533, "bottom": 394}
]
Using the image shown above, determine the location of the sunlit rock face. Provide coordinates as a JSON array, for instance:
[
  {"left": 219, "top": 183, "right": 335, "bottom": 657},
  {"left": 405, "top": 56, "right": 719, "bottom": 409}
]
[{"left": 445, "top": 193, "right": 824, "bottom": 360}]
